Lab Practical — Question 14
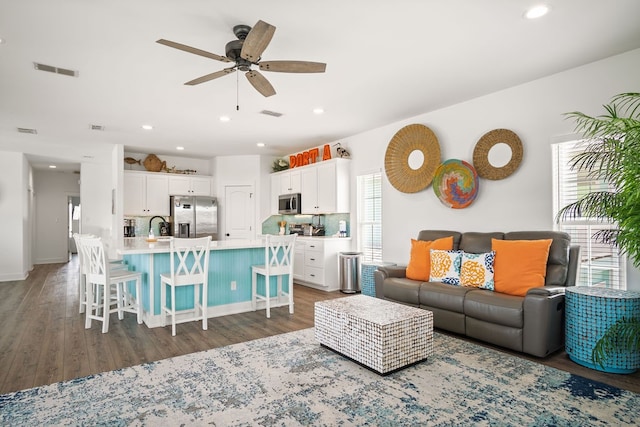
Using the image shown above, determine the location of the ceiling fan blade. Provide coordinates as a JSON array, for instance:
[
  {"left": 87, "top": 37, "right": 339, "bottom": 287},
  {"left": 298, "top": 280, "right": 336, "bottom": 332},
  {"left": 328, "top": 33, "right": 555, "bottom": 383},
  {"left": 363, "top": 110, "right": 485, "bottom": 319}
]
[
  {"left": 185, "top": 68, "right": 236, "bottom": 86},
  {"left": 240, "top": 20, "right": 276, "bottom": 62},
  {"left": 245, "top": 70, "right": 276, "bottom": 97},
  {"left": 260, "top": 60, "right": 326, "bottom": 73},
  {"left": 156, "top": 39, "right": 232, "bottom": 63}
]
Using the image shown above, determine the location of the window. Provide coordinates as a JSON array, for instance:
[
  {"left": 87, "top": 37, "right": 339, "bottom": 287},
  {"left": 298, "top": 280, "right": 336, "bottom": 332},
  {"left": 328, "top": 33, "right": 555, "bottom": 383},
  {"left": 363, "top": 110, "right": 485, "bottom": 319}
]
[
  {"left": 552, "top": 140, "right": 626, "bottom": 289},
  {"left": 357, "top": 171, "right": 382, "bottom": 263}
]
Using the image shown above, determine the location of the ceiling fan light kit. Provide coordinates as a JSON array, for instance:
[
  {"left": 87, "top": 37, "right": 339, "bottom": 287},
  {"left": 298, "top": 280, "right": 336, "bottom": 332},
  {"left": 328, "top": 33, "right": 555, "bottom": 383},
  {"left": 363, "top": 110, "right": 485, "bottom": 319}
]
[{"left": 157, "top": 20, "right": 326, "bottom": 98}]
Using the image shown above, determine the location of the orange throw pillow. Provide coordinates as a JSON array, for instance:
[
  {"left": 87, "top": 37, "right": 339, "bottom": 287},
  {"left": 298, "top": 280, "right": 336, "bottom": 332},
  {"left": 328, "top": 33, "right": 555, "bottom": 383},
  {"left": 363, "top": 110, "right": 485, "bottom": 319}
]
[
  {"left": 492, "top": 238, "right": 553, "bottom": 296},
  {"left": 406, "top": 236, "right": 454, "bottom": 281}
]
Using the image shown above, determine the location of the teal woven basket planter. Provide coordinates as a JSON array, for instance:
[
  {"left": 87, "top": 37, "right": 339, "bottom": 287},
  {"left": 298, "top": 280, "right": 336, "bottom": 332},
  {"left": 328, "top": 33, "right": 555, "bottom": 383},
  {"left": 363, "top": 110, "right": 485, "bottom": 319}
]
[{"left": 565, "top": 286, "right": 640, "bottom": 374}]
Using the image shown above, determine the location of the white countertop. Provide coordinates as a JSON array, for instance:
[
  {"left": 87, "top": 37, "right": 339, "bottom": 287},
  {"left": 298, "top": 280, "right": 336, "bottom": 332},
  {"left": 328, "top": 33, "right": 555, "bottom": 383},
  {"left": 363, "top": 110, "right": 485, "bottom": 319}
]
[{"left": 119, "top": 237, "right": 266, "bottom": 255}]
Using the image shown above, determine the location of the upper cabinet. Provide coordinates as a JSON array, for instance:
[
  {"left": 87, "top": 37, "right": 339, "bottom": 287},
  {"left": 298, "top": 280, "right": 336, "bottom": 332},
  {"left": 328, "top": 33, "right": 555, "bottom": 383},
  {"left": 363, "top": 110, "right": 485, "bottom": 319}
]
[
  {"left": 279, "top": 169, "right": 301, "bottom": 194},
  {"left": 124, "top": 171, "right": 170, "bottom": 216},
  {"left": 300, "top": 159, "right": 350, "bottom": 214},
  {"left": 168, "top": 175, "right": 212, "bottom": 196}
]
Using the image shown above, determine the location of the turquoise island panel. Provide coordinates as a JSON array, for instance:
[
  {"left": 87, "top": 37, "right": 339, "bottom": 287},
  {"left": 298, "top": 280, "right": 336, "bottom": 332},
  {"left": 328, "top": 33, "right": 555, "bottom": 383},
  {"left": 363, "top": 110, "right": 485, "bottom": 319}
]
[{"left": 124, "top": 247, "right": 290, "bottom": 316}]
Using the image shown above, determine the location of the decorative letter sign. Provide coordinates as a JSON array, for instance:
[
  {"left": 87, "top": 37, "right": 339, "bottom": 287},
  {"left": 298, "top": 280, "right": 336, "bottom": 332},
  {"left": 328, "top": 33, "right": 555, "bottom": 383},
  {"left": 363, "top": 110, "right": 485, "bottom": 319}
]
[{"left": 288, "top": 146, "right": 328, "bottom": 169}]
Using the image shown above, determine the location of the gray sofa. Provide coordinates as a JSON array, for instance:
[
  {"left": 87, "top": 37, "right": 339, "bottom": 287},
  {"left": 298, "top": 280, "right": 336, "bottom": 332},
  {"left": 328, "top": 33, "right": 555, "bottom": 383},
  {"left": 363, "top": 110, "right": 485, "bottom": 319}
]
[{"left": 374, "top": 230, "right": 580, "bottom": 357}]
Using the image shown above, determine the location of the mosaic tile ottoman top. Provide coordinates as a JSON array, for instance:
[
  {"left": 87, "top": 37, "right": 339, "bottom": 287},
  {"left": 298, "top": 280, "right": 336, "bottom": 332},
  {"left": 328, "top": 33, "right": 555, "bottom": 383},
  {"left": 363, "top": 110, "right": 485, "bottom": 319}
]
[{"left": 314, "top": 295, "right": 433, "bottom": 374}]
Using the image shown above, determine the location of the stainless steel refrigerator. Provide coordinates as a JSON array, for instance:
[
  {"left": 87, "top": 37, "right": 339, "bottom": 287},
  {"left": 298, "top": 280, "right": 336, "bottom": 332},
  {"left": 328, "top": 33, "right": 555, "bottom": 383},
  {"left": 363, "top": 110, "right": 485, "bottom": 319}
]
[{"left": 170, "top": 196, "right": 218, "bottom": 240}]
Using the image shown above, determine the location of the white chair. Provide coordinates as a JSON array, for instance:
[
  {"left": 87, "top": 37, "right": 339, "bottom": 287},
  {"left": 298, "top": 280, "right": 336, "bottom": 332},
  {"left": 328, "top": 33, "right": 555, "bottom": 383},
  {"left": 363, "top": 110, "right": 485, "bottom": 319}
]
[
  {"left": 160, "top": 236, "right": 211, "bottom": 336},
  {"left": 252, "top": 234, "right": 297, "bottom": 318},
  {"left": 80, "top": 236, "right": 143, "bottom": 333},
  {"left": 73, "top": 233, "right": 127, "bottom": 314}
]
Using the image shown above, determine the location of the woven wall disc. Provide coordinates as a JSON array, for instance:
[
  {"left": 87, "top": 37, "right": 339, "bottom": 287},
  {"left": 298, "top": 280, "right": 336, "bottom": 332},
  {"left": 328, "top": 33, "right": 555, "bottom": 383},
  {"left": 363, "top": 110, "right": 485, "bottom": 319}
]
[
  {"left": 473, "top": 129, "right": 523, "bottom": 180},
  {"left": 384, "top": 124, "right": 441, "bottom": 193}
]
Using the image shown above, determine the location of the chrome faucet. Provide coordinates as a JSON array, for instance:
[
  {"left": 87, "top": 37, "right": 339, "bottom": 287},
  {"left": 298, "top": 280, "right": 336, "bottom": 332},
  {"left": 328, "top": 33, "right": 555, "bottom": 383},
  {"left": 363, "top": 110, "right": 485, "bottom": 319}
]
[{"left": 149, "top": 216, "right": 168, "bottom": 236}]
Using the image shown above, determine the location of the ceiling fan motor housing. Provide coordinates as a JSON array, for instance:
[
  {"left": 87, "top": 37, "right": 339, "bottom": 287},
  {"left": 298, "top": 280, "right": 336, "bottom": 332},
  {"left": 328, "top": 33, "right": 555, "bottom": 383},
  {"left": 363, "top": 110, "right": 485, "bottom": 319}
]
[{"left": 225, "top": 39, "right": 253, "bottom": 71}]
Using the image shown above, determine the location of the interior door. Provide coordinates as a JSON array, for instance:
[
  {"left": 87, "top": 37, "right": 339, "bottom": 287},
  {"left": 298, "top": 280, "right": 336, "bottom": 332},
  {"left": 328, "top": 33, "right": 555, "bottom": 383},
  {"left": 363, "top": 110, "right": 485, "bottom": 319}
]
[{"left": 224, "top": 185, "right": 254, "bottom": 240}]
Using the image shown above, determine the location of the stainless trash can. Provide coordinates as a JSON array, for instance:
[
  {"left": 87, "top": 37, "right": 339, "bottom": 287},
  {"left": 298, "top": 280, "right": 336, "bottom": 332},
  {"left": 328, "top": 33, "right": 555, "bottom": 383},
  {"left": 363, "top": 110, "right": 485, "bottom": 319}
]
[{"left": 339, "top": 252, "right": 362, "bottom": 293}]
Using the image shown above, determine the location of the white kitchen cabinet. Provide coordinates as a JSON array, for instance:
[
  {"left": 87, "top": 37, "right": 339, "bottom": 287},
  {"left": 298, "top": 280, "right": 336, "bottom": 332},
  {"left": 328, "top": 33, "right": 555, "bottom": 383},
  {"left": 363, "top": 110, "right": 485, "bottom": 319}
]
[
  {"left": 279, "top": 169, "right": 301, "bottom": 194},
  {"left": 293, "top": 241, "right": 305, "bottom": 281},
  {"left": 294, "top": 237, "right": 352, "bottom": 291},
  {"left": 124, "top": 171, "right": 170, "bottom": 216},
  {"left": 300, "top": 158, "right": 350, "bottom": 214},
  {"left": 168, "top": 175, "right": 212, "bottom": 196}
]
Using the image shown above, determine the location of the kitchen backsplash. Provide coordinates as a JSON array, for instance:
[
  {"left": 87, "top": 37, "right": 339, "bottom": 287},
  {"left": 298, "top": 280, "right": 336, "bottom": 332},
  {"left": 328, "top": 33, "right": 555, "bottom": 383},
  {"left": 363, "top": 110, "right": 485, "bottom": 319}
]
[
  {"left": 124, "top": 216, "right": 172, "bottom": 237},
  {"left": 262, "top": 213, "right": 350, "bottom": 237}
]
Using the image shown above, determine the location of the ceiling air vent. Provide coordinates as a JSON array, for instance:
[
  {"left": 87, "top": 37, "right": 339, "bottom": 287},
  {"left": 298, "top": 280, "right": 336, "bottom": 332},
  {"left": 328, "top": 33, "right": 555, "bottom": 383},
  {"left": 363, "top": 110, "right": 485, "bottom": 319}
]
[
  {"left": 17, "top": 127, "right": 38, "bottom": 134},
  {"left": 33, "top": 62, "right": 79, "bottom": 77},
  {"left": 260, "top": 110, "right": 283, "bottom": 118},
  {"left": 90, "top": 124, "right": 105, "bottom": 131}
]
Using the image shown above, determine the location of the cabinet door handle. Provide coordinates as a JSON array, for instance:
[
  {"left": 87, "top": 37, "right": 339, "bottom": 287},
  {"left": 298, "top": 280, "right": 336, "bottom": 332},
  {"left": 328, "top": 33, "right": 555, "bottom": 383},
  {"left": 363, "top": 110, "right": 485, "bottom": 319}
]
[{"left": 310, "top": 258, "right": 315, "bottom": 261}]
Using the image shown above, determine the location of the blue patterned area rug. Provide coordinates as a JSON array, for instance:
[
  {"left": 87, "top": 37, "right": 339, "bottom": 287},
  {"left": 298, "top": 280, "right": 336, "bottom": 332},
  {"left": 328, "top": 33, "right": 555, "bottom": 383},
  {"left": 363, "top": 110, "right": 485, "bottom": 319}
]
[{"left": 1, "top": 328, "right": 638, "bottom": 426}]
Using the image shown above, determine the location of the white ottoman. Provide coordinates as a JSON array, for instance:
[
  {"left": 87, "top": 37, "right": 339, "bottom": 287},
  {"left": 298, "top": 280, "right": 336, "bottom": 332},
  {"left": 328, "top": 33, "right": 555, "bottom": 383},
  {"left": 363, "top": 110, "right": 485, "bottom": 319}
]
[{"left": 314, "top": 295, "right": 434, "bottom": 375}]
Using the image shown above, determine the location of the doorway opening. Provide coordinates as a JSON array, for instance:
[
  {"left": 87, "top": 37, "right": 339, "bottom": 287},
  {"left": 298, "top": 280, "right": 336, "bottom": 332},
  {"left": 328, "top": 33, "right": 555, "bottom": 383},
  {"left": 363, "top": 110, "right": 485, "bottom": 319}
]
[{"left": 68, "top": 196, "right": 81, "bottom": 259}]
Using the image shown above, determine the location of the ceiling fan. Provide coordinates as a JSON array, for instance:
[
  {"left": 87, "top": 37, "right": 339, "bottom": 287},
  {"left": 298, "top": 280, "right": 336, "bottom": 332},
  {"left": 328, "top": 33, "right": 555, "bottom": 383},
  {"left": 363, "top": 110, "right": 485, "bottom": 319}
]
[{"left": 157, "top": 20, "right": 326, "bottom": 97}]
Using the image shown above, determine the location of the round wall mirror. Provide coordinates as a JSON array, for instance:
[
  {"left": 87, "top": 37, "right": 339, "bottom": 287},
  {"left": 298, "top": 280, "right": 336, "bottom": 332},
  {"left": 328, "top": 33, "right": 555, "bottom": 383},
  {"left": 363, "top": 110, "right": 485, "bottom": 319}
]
[
  {"left": 487, "top": 142, "right": 512, "bottom": 168},
  {"left": 408, "top": 150, "right": 425, "bottom": 170}
]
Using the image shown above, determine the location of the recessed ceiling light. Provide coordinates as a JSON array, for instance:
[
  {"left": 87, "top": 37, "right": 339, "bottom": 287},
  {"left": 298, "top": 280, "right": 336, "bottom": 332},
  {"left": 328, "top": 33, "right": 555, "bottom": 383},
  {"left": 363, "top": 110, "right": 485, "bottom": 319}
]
[
  {"left": 256, "top": 142, "right": 265, "bottom": 147},
  {"left": 141, "top": 124, "right": 153, "bottom": 130},
  {"left": 313, "top": 107, "right": 324, "bottom": 115},
  {"left": 219, "top": 115, "right": 231, "bottom": 122},
  {"left": 524, "top": 5, "right": 550, "bottom": 19},
  {"left": 49, "top": 165, "right": 57, "bottom": 169},
  {"left": 176, "top": 146, "right": 185, "bottom": 151}
]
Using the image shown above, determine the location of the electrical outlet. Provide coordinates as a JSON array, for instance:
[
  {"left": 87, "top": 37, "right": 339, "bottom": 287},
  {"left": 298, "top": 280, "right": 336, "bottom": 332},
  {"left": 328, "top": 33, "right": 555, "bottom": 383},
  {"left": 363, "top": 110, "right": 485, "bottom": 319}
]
[{"left": 231, "top": 280, "right": 237, "bottom": 291}]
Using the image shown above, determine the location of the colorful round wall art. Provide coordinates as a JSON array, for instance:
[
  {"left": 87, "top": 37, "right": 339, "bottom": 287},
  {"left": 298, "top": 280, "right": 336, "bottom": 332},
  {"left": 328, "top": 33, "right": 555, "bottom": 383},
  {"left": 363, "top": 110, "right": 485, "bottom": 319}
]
[{"left": 432, "top": 159, "right": 479, "bottom": 209}]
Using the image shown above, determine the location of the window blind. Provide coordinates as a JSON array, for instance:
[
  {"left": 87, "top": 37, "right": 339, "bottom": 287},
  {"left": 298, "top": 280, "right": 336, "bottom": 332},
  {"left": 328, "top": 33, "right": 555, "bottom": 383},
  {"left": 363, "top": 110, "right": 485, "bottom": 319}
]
[
  {"left": 552, "top": 140, "right": 625, "bottom": 289},
  {"left": 357, "top": 172, "right": 382, "bottom": 263}
]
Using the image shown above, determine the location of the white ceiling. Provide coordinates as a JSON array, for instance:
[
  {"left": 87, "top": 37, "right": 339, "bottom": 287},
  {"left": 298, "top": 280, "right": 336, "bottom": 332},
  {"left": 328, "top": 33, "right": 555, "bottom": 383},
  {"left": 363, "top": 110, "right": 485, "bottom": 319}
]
[{"left": 1, "top": 0, "right": 640, "bottom": 171}]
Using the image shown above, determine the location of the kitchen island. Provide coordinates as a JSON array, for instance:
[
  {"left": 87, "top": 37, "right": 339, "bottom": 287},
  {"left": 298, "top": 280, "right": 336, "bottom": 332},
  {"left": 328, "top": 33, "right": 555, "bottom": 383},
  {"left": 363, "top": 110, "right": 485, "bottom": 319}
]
[{"left": 119, "top": 237, "right": 283, "bottom": 328}]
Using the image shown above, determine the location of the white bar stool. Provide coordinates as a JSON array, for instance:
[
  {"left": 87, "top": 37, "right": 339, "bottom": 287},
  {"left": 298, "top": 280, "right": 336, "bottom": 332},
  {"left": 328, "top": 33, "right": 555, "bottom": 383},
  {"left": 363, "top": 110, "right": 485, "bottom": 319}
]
[{"left": 251, "top": 234, "right": 296, "bottom": 318}]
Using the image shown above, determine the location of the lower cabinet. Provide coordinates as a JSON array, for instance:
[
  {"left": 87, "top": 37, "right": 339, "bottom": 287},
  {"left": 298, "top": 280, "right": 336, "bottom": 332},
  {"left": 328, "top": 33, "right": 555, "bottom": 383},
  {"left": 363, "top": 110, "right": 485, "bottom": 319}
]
[{"left": 294, "top": 237, "right": 352, "bottom": 291}]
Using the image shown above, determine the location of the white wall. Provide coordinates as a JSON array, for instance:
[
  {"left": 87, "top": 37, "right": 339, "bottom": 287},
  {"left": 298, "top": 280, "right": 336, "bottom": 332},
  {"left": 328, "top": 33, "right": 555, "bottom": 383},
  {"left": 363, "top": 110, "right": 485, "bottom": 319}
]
[
  {"left": 342, "top": 49, "right": 640, "bottom": 289},
  {"left": 0, "top": 152, "right": 31, "bottom": 281},
  {"left": 80, "top": 156, "right": 118, "bottom": 257},
  {"left": 33, "top": 170, "right": 80, "bottom": 264}
]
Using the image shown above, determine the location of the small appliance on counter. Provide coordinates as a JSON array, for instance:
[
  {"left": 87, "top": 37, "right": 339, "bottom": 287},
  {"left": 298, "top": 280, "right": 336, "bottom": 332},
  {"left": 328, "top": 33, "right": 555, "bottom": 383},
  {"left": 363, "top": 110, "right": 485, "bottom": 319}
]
[
  {"left": 124, "top": 219, "right": 136, "bottom": 237},
  {"left": 303, "top": 224, "right": 325, "bottom": 236},
  {"left": 289, "top": 223, "right": 307, "bottom": 236}
]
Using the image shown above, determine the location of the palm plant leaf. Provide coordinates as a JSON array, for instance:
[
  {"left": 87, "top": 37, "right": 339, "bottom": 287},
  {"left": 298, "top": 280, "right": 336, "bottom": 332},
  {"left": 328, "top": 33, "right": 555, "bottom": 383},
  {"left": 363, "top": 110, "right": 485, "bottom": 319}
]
[
  {"left": 592, "top": 317, "right": 640, "bottom": 368},
  {"left": 561, "top": 92, "right": 640, "bottom": 268}
]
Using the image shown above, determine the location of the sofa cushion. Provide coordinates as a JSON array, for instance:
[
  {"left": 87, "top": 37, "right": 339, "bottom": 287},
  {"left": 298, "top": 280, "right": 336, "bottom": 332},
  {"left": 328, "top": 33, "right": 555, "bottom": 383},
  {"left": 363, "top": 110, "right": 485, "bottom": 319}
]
[
  {"left": 417, "top": 230, "right": 461, "bottom": 250},
  {"left": 419, "top": 281, "right": 475, "bottom": 312},
  {"left": 459, "top": 232, "right": 504, "bottom": 253},
  {"left": 460, "top": 251, "right": 495, "bottom": 290},
  {"left": 383, "top": 277, "right": 421, "bottom": 306},
  {"left": 429, "top": 249, "right": 462, "bottom": 285},
  {"left": 492, "top": 238, "right": 552, "bottom": 296},
  {"left": 505, "top": 231, "right": 571, "bottom": 286},
  {"left": 464, "top": 289, "right": 524, "bottom": 328},
  {"left": 406, "top": 237, "right": 453, "bottom": 281}
]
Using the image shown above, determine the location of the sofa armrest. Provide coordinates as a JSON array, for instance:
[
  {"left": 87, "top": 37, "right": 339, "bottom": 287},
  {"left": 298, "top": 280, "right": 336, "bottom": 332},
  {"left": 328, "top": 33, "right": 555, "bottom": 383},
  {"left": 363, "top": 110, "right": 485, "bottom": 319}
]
[
  {"left": 374, "top": 265, "right": 407, "bottom": 299},
  {"left": 523, "top": 290, "right": 566, "bottom": 357},
  {"left": 377, "top": 265, "right": 407, "bottom": 278},
  {"left": 526, "top": 286, "right": 566, "bottom": 297}
]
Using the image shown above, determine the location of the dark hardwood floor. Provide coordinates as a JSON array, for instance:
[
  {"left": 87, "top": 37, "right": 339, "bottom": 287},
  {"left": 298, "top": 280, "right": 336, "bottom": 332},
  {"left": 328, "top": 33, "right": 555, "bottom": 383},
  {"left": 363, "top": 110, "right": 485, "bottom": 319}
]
[{"left": 1, "top": 258, "right": 638, "bottom": 395}]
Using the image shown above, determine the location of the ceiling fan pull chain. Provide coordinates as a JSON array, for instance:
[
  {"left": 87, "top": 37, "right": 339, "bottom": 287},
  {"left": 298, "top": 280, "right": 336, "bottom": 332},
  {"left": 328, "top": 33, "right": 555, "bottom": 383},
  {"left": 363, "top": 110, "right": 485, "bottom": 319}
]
[{"left": 236, "top": 68, "right": 240, "bottom": 111}]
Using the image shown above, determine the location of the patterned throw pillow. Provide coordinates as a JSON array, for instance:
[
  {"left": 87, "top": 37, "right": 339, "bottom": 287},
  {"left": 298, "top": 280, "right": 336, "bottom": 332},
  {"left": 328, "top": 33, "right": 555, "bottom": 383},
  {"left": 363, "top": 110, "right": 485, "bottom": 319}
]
[
  {"left": 460, "top": 251, "right": 495, "bottom": 290},
  {"left": 429, "top": 250, "right": 462, "bottom": 285}
]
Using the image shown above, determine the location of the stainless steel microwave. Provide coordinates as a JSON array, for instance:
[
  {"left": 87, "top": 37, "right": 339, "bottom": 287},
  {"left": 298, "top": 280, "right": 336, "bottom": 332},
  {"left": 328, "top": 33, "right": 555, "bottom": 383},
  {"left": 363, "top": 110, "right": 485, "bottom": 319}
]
[{"left": 278, "top": 193, "right": 301, "bottom": 214}]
